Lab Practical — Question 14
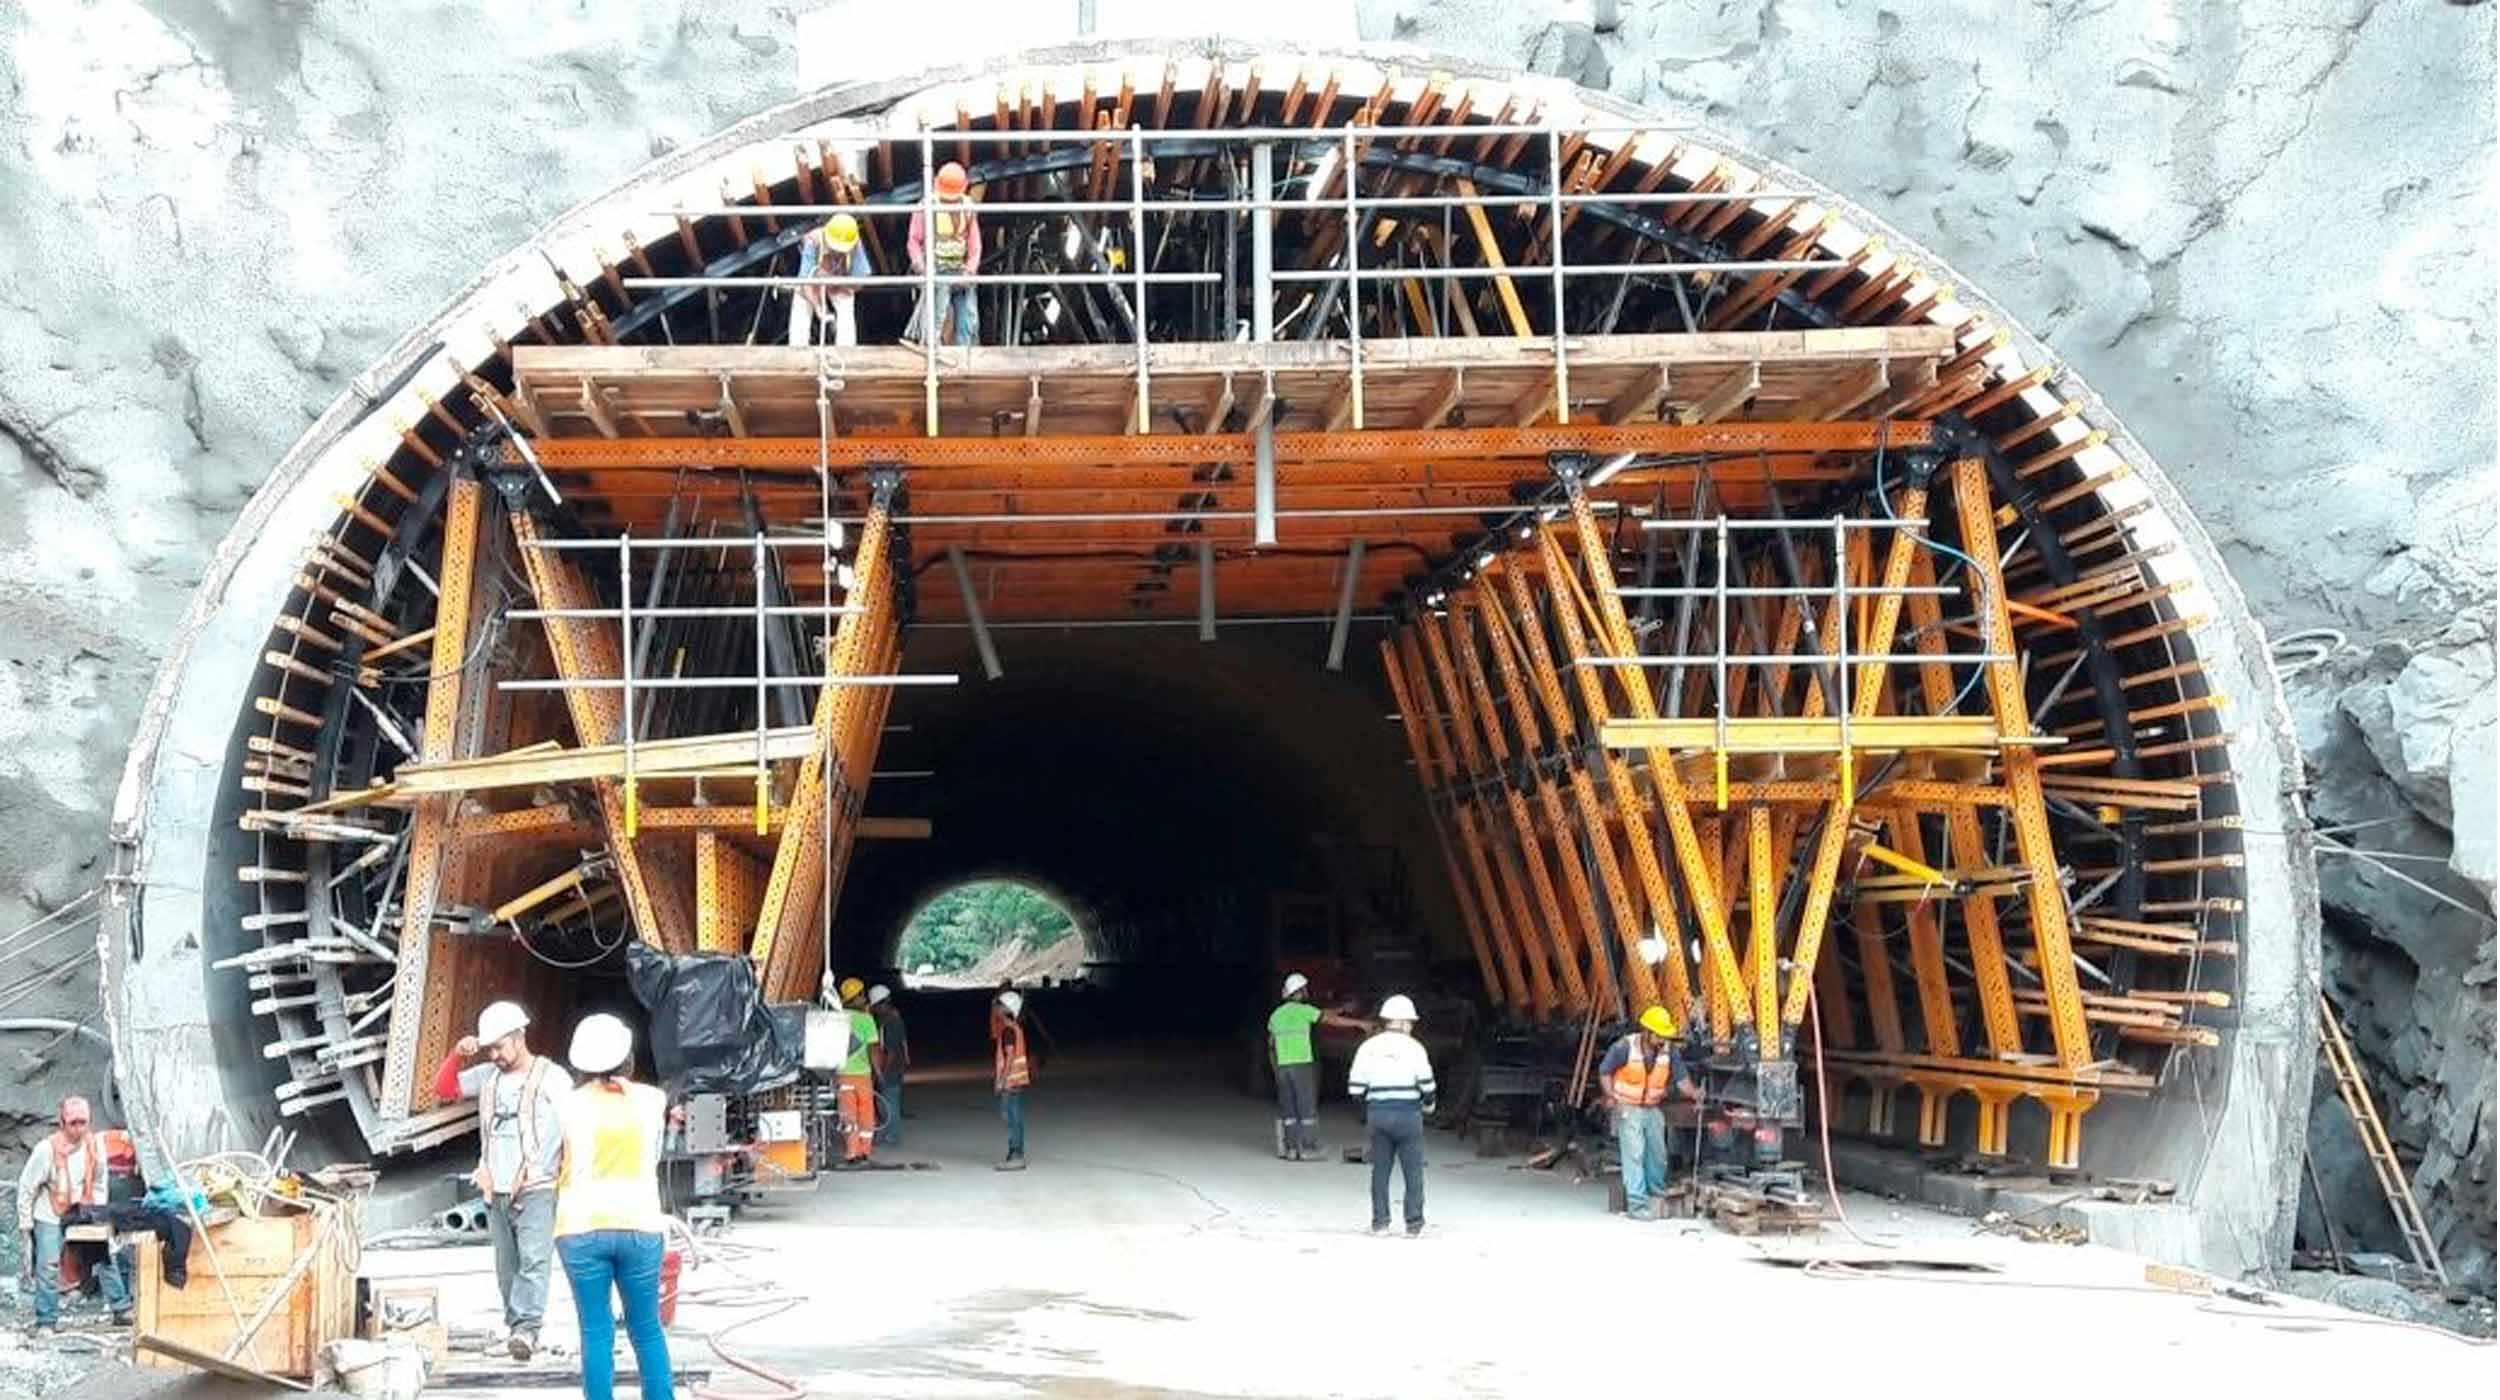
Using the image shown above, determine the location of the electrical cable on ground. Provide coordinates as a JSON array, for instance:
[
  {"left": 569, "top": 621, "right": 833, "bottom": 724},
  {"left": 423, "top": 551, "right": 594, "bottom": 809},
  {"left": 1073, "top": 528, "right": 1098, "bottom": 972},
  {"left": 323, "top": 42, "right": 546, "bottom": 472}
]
[{"left": 1804, "top": 984, "right": 1893, "bottom": 1251}]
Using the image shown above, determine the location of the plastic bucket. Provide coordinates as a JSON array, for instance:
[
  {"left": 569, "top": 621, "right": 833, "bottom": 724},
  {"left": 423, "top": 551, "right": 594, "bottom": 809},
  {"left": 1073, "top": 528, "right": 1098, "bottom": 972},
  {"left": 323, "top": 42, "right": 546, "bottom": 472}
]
[{"left": 658, "top": 1245, "right": 683, "bottom": 1326}]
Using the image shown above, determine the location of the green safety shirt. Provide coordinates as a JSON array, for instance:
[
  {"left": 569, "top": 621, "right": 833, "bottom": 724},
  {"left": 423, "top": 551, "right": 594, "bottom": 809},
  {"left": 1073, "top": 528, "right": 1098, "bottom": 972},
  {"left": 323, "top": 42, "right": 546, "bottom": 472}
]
[
  {"left": 842, "top": 1009, "right": 880, "bottom": 1076},
  {"left": 1268, "top": 1001, "right": 1324, "bottom": 1067}
]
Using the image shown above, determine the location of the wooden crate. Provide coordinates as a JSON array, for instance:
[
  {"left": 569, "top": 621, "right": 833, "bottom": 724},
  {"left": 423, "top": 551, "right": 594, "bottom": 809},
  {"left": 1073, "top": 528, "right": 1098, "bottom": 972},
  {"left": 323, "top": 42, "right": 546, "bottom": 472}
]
[{"left": 133, "top": 1202, "right": 360, "bottom": 1380}]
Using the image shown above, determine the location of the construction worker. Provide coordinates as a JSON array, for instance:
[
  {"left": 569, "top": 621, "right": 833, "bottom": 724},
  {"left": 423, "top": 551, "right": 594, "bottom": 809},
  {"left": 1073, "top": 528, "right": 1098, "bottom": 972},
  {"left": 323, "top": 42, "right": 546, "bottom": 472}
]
[
  {"left": 789, "top": 213, "right": 869, "bottom": 348},
  {"left": 1347, "top": 994, "right": 1437, "bottom": 1237},
  {"left": 1599, "top": 1005, "right": 1697, "bottom": 1220},
  {"left": 14, "top": 1095, "right": 130, "bottom": 1334},
  {"left": 993, "top": 990, "right": 1032, "bottom": 1170},
  {"left": 1267, "top": 973, "right": 1325, "bottom": 1160},
  {"left": 905, "top": 160, "right": 981, "bottom": 347},
  {"left": 832, "top": 977, "right": 881, "bottom": 1165},
  {"left": 552, "top": 1013, "right": 672, "bottom": 1400},
  {"left": 435, "top": 1000, "right": 569, "bottom": 1359},
  {"left": 867, "top": 984, "right": 909, "bottom": 1148}
]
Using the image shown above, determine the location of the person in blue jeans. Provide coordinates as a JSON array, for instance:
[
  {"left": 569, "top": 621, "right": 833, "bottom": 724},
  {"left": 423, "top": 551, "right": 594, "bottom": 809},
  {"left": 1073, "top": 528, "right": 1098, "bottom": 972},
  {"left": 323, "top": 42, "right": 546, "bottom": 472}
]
[
  {"left": 1598, "top": 1006, "right": 1697, "bottom": 1220},
  {"left": 552, "top": 1015, "right": 672, "bottom": 1400},
  {"left": 15, "top": 1095, "right": 130, "bottom": 1334}
]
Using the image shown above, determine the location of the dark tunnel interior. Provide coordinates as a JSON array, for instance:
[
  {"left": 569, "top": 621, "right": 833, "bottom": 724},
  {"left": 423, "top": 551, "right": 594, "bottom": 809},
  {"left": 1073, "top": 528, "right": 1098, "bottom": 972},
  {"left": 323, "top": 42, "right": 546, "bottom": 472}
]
[{"left": 827, "top": 623, "right": 1463, "bottom": 1048}]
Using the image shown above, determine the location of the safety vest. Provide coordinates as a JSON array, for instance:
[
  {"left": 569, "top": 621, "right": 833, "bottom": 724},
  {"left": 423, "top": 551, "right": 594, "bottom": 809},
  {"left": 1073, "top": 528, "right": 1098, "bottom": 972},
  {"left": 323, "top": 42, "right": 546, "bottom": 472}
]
[
  {"left": 994, "top": 1020, "right": 1030, "bottom": 1092},
  {"left": 482, "top": 1058, "right": 554, "bottom": 1196},
  {"left": 930, "top": 207, "right": 971, "bottom": 271},
  {"left": 553, "top": 1078, "right": 668, "bottom": 1239},
  {"left": 1607, "top": 1035, "right": 1676, "bottom": 1108},
  {"left": 46, "top": 1133, "right": 103, "bottom": 1218}
]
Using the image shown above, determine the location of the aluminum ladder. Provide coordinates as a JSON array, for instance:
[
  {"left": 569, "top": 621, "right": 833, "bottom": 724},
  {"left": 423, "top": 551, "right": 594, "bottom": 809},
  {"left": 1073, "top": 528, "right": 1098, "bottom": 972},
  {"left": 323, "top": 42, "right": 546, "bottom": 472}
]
[{"left": 2317, "top": 995, "right": 2449, "bottom": 1287}]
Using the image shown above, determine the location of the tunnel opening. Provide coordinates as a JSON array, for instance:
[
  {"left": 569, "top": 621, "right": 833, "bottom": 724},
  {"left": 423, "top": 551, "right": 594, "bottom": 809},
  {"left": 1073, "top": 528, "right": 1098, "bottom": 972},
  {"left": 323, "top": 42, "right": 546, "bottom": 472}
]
[
  {"left": 893, "top": 877, "right": 1090, "bottom": 988},
  {"left": 109, "top": 46, "right": 2310, "bottom": 1269}
]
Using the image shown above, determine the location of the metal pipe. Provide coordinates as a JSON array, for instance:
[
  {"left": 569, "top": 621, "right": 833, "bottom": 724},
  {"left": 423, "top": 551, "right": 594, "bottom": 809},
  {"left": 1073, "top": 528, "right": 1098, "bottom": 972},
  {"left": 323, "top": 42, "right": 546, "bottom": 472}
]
[
  {"left": 1644, "top": 518, "right": 1933, "bottom": 532},
  {"left": 1254, "top": 419, "right": 1278, "bottom": 547},
  {"left": 1266, "top": 260, "right": 1842, "bottom": 282},
  {"left": 1251, "top": 142, "right": 1275, "bottom": 343},
  {"left": 916, "top": 614, "right": 1388, "bottom": 630},
  {"left": 661, "top": 188, "right": 1825, "bottom": 218},
  {"left": 1576, "top": 652, "right": 2017, "bottom": 667},
  {"left": 948, "top": 545, "right": 1005, "bottom": 682},
  {"left": 1325, "top": 540, "right": 1366, "bottom": 672},
  {"left": 1129, "top": 125, "right": 1151, "bottom": 434},
  {"left": 1618, "top": 584, "right": 1960, "bottom": 598},
  {"left": 507, "top": 605, "right": 863, "bottom": 620},
  {"left": 496, "top": 675, "right": 957, "bottom": 691},
  {"left": 625, "top": 271, "right": 1219, "bottom": 289},
  {"left": 1198, "top": 539, "right": 1217, "bottom": 642},
  {"left": 1546, "top": 128, "right": 1570, "bottom": 425}
]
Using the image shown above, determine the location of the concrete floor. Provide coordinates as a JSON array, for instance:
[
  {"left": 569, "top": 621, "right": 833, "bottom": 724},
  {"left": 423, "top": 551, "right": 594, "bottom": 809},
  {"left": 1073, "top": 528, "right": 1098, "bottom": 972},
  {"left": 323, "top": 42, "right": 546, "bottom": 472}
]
[{"left": 359, "top": 1045, "right": 2490, "bottom": 1396}]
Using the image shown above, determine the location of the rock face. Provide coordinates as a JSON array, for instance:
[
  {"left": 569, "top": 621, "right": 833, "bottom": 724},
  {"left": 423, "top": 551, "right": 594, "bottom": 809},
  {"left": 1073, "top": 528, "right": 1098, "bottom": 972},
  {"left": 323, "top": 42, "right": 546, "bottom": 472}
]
[{"left": 1, "top": 2, "right": 2490, "bottom": 1282}]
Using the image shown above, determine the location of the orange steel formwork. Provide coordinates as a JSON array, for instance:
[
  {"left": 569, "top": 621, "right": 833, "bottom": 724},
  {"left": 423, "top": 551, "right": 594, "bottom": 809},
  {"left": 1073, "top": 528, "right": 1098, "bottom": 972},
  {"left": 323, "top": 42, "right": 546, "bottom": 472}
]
[{"left": 227, "top": 96, "right": 2232, "bottom": 1181}]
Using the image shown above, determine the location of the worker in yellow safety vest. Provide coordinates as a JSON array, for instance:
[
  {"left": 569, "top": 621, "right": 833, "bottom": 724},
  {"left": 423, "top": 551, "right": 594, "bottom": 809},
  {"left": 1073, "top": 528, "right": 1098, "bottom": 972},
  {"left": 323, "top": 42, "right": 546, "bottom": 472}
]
[
  {"left": 905, "top": 160, "right": 982, "bottom": 347},
  {"left": 825, "top": 976, "right": 881, "bottom": 1166},
  {"left": 1598, "top": 1005, "right": 1698, "bottom": 1220},
  {"left": 790, "top": 213, "right": 870, "bottom": 348}
]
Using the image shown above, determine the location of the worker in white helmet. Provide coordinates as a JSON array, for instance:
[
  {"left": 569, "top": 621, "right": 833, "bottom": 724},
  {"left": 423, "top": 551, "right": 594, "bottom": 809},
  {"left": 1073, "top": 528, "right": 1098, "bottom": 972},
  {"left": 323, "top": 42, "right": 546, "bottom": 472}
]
[
  {"left": 435, "top": 1000, "right": 571, "bottom": 1359},
  {"left": 1267, "top": 973, "right": 1325, "bottom": 1160},
  {"left": 992, "top": 990, "right": 1032, "bottom": 1170},
  {"left": 1346, "top": 994, "right": 1437, "bottom": 1236},
  {"left": 866, "top": 984, "right": 909, "bottom": 1149}
]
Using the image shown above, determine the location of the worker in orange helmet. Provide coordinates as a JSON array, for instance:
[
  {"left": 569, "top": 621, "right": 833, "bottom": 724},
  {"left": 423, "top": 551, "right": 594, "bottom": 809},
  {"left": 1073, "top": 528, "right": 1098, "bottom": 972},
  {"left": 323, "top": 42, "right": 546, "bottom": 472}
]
[
  {"left": 789, "top": 213, "right": 869, "bottom": 348},
  {"left": 1599, "top": 1005, "right": 1699, "bottom": 1220},
  {"left": 15, "top": 1095, "right": 131, "bottom": 1334},
  {"left": 905, "top": 160, "right": 982, "bottom": 348}
]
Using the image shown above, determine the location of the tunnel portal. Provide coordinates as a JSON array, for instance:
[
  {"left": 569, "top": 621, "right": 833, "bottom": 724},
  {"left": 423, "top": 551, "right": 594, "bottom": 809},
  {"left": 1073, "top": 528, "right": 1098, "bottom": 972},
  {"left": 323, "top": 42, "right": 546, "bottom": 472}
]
[{"left": 105, "top": 45, "right": 2314, "bottom": 1271}]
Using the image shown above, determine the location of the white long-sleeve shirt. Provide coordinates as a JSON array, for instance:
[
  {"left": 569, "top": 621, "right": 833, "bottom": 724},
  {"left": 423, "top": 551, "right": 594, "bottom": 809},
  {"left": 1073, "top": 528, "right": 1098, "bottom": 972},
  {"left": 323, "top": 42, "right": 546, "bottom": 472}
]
[{"left": 1347, "top": 1030, "right": 1437, "bottom": 1110}]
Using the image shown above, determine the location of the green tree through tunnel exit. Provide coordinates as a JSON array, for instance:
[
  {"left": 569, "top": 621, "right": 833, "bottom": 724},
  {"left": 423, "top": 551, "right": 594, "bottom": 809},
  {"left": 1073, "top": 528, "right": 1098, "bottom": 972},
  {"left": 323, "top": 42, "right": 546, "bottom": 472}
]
[{"left": 897, "top": 880, "right": 1087, "bottom": 987}]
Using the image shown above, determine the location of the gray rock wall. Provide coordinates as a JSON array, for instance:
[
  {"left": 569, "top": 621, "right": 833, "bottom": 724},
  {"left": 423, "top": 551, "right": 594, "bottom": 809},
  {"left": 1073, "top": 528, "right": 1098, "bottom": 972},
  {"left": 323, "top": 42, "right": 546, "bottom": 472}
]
[{"left": 1, "top": 1, "right": 2489, "bottom": 1282}]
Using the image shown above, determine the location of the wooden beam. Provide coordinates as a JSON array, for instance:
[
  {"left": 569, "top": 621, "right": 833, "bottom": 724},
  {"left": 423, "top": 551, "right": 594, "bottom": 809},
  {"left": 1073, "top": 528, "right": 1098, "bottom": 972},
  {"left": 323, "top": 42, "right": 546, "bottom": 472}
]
[
  {"left": 1603, "top": 364, "right": 1669, "bottom": 425},
  {"left": 1452, "top": 178, "right": 1533, "bottom": 336},
  {"left": 394, "top": 727, "right": 818, "bottom": 795}
]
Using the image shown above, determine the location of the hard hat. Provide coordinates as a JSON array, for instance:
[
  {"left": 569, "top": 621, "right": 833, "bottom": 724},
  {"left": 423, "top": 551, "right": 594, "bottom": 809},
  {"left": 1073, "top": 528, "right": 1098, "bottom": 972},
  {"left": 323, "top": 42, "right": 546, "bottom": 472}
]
[
  {"left": 1379, "top": 994, "right": 1419, "bottom": 1023},
  {"left": 823, "top": 213, "right": 859, "bottom": 251},
  {"left": 838, "top": 976, "right": 866, "bottom": 1004},
  {"left": 477, "top": 1001, "right": 530, "bottom": 1045},
  {"left": 867, "top": 984, "right": 891, "bottom": 1006},
  {"left": 1282, "top": 972, "right": 1308, "bottom": 997},
  {"left": 934, "top": 161, "right": 970, "bottom": 198},
  {"left": 998, "top": 990, "right": 1024, "bottom": 1017},
  {"left": 569, "top": 1014, "right": 633, "bottom": 1076},
  {"left": 1639, "top": 1005, "right": 1679, "bottom": 1038}
]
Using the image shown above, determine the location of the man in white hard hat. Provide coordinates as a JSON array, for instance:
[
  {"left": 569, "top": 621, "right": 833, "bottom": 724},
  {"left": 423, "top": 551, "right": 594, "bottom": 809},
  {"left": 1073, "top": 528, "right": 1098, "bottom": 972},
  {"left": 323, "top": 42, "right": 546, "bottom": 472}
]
[
  {"left": 1267, "top": 973, "right": 1325, "bottom": 1161},
  {"left": 1346, "top": 994, "right": 1437, "bottom": 1236},
  {"left": 866, "top": 985, "right": 909, "bottom": 1149},
  {"left": 435, "top": 1000, "right": 570, "bottom": 1359},
  {"left": 992, "top": 990, "right": 1032, "bottom": 1170}
]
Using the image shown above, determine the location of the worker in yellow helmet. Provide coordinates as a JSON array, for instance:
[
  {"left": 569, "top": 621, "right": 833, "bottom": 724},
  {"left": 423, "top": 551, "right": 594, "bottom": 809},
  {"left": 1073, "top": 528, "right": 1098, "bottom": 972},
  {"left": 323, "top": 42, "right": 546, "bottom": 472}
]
[
  {"left": 1598, "top": 1005, "right": 1698, "bottom": 1220},
  {"left": 789, "top": 213, "right": 869, "bottom": 348},
  {"left": 829, "top": 976, "right": 881, "bottom": 1166}
]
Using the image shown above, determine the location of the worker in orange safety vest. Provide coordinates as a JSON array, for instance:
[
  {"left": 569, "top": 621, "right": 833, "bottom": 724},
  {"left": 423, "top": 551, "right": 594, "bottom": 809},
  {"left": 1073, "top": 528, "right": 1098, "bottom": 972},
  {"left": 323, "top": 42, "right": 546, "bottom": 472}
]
[
  {"left": 14, "top": 1095, "right": 130, "bottom": 1334},
  {"left": 1598, "top": 1005, "right": 1699, "bottom": 1220},
  {"left": 905, "top": 160, "right": 982, "bottom": 347},
  {"left": 993, "top": 990, "right": 1032, "bottom": 1171}
]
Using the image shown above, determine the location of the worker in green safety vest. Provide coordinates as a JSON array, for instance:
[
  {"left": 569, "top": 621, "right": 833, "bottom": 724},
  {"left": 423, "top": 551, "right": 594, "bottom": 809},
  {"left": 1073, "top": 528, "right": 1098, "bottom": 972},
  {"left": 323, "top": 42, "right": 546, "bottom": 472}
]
[{"left": 1267, "top": 973, "right": 1326, "bottom": 1161}]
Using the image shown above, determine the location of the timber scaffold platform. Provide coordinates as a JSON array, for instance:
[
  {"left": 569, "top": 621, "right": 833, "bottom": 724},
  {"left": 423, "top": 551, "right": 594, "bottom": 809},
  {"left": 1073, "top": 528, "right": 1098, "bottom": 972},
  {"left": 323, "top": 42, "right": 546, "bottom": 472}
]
[{"left": 219, "top": 58, "right": 2242, "bottom": 1174}]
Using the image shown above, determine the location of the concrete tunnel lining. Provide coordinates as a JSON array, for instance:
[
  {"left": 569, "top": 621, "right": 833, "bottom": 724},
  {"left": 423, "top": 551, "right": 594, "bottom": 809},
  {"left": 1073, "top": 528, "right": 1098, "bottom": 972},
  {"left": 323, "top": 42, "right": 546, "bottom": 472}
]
[{"left": 99, "top": 37, "right": 2315, "bottom": 1273}]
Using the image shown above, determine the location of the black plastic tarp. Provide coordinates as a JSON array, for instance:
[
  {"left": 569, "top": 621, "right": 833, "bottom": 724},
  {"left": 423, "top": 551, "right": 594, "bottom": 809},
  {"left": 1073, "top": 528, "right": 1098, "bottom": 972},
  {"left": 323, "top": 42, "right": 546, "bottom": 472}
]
[{"left": 625, "top": 943, "right": 806, "bottom": 1095}]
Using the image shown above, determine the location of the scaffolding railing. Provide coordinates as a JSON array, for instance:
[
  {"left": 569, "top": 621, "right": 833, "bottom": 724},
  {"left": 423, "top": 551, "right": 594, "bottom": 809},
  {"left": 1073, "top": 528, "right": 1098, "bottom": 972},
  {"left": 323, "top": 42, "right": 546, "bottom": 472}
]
[
  {"left": 622, "top": 122, "right": 1856, "bottom": 438},
  {"left": 502, "top": 530, "right": 957, "bottom": 836}
]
